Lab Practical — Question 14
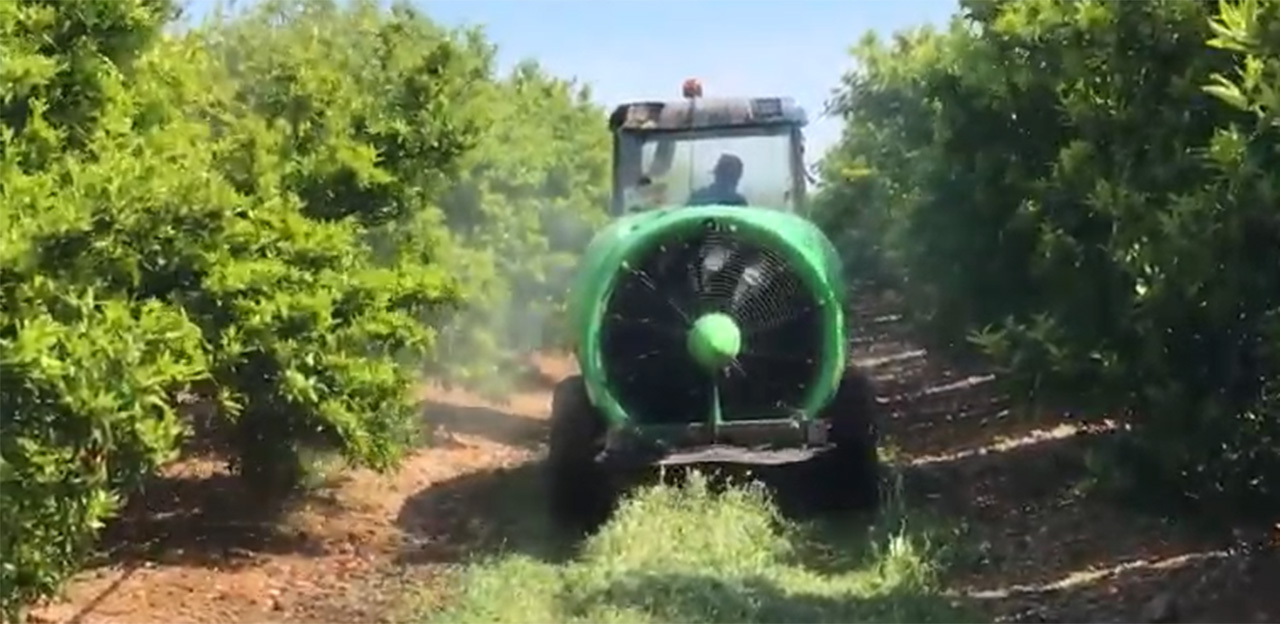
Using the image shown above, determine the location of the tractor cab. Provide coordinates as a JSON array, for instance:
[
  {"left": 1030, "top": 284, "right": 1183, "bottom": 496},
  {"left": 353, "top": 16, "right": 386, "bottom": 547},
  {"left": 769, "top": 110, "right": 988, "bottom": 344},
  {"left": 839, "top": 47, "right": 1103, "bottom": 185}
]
[{"left": 608, "top": 79, "right": 809, "bottom": 215}]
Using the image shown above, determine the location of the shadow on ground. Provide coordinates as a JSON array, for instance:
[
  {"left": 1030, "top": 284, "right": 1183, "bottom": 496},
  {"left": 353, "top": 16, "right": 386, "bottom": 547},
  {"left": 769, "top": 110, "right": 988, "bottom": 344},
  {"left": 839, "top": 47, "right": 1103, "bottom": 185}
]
[
  {"left": 91, "top": 459, "right": 329, "bottom": 571},
  {"left": 393, "top": 461, "right": 575, "bottom": 566},
  {"left": 91, "top": 400, "right": 541, "bottom": 575},
  {"left": 418, "top": 399, "right": 547, "bottom": 450},
  {"left": 868, "top": 347, "right": 1032, "bottom": 462},
  {"left": 895, "top": 422, "right": 1279, "bottom": 623},
  {"left": 90, "top": 395, "right": 357, "bottom": 573},
  {"left": 577, "top": 571, "right": 977, "bottom": 623}
]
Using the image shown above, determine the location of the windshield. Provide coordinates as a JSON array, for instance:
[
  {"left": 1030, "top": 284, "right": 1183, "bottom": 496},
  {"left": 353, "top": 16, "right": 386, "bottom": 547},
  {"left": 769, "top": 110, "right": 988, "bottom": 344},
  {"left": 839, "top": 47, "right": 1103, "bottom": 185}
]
[{"left": 618, "top": 130, "right": 796, "bottom": 213}]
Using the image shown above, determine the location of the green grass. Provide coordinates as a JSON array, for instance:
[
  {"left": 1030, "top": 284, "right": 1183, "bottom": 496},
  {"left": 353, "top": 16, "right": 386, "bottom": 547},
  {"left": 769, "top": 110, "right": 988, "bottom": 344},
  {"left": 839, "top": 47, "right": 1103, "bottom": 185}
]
[{"left": 409, "top": 472, "right": 977, "bottom": 624}]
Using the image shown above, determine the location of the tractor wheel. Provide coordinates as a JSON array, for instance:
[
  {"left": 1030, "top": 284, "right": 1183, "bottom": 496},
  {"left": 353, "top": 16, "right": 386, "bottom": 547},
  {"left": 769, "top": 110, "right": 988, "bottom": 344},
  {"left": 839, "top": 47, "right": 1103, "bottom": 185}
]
[
  {"left": 546, "top": 375, "right": 615, "bottom": 534},
  {"left": 813, "top": 366, "right": 883, "bottom": 512}
]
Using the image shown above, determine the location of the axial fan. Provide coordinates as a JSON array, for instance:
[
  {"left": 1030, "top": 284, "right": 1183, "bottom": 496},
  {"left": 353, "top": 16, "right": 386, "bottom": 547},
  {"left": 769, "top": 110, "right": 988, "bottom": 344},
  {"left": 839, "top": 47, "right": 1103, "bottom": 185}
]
[{"left": 598, "top": 218, "right": 826, "bottom": 425}]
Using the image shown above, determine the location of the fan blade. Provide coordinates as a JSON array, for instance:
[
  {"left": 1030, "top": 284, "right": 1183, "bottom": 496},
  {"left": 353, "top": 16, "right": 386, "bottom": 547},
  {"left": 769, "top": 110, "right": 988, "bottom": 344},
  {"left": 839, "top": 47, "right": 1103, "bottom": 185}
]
[
  {"left": 654, "top": 240, "right": 706, "bottom": 318},
  {"left": 729, "top": 258, "right": 776, "bottom": 316},
  {"left": 703, "top": 244, "right": 753, "bottom": 313}
]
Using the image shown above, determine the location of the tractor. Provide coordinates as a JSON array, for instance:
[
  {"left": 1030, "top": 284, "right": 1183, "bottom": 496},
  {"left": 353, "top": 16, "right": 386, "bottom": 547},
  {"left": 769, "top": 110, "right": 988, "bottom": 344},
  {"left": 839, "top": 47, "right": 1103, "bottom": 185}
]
[{"left": 548, "top": 79, "right": 881, "bottom": 532}]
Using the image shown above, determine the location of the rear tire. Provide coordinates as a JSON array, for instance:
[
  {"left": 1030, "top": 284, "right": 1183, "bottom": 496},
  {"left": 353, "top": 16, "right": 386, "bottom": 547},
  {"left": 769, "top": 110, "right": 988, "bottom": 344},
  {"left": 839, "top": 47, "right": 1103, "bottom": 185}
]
[
  {"left": 813, "top": 366, "right": 883, "bottom": 512},
  {"left": 546, "top": 375, "right": 615, "bottom": 534}
]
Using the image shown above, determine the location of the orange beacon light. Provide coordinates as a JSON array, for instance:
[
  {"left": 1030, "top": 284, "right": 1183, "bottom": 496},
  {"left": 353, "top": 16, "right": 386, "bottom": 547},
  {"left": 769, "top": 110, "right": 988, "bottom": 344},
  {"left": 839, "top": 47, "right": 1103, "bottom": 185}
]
[{"left": 682, "top": 78, "right": 703, "bottom": 99}]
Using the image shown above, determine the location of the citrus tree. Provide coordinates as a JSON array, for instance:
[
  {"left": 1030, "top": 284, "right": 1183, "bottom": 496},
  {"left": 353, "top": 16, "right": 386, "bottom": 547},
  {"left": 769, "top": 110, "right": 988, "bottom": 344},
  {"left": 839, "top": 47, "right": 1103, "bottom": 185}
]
[
  {"left": 816, "top": 0, "right": 1280, "bottom": 517},
  {"left": 0, "top": 0, "right": 508, "bottom": 616}
]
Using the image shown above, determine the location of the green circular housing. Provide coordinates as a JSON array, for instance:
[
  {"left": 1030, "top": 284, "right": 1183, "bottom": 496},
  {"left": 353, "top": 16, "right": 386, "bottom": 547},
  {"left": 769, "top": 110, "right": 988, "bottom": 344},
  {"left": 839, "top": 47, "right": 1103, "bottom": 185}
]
[{"left": 567, "top": 204, "right": 849, "bottom": 427}]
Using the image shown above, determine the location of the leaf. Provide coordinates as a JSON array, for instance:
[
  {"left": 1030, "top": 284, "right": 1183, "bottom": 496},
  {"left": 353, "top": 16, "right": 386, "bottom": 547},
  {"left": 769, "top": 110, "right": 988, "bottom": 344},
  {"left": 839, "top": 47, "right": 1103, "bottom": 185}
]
[{"left": 1203, "top": 77, "right": 1252, "bottom": 112}]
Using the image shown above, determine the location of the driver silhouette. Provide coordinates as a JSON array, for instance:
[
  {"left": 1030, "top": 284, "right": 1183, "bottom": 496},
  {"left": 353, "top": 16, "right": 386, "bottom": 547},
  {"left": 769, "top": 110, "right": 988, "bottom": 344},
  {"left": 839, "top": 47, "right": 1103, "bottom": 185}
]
[{"left": 687, "top": 154, "right": 748, "bottom": 206}]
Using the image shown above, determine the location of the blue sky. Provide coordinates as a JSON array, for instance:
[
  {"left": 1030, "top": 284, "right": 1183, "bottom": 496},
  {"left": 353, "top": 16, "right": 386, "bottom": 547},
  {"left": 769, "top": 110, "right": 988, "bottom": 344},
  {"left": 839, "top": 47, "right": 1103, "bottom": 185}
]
[{"left": 185, "top": 0, "right": 958, "bottom": 164}]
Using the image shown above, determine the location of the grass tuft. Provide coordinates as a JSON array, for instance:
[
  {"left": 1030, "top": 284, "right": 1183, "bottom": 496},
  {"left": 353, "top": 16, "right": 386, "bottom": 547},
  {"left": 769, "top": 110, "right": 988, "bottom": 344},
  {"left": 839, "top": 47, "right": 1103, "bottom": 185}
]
[{"left": 411, "top": 471, "right": 976, "bottom": 624}]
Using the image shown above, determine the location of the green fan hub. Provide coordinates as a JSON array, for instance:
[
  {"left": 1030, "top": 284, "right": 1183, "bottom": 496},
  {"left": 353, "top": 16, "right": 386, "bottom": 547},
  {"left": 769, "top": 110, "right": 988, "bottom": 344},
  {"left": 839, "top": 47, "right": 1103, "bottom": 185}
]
[{"left": 686, "top": 313, "right": 742, "bottom": 370}]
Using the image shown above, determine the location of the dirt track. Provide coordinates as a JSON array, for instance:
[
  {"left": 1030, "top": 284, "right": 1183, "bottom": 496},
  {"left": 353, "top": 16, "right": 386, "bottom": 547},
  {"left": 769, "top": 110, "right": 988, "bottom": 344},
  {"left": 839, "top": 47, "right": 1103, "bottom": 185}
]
[{"left": 28, "top": 297, "right": 1279, "bottom": 624}]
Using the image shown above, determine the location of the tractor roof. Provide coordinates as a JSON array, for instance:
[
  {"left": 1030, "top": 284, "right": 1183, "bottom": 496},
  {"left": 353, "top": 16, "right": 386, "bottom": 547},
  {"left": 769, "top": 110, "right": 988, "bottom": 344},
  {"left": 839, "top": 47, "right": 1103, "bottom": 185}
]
[{"left": 608, "top": 97, "right": 808, "bottom": 133}]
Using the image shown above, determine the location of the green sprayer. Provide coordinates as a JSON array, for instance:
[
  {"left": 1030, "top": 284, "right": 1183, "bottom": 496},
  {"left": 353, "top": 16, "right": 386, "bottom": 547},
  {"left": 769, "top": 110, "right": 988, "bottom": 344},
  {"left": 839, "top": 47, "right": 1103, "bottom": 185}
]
[{"left": 548, "top": 79, "right": 881, "bottom": 531}]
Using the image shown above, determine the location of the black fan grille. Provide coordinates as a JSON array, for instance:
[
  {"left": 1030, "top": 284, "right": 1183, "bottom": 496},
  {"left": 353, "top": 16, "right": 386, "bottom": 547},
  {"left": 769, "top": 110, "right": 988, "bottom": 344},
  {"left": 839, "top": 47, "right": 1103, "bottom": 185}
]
[{"left": 599, "top": 219, "right": 825, "bottom": 425}]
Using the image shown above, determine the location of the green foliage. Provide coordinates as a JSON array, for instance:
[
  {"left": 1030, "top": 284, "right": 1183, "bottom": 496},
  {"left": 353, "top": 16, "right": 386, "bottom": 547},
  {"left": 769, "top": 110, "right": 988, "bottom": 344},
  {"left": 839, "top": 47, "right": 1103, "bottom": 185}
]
[
  {"left": 2, "top": 2, "right": 197, "bottom": 615},
  {"left": 431, "top": 59, "right": 610, "bottom": 394},
  {"left": 817, "top": 0, "right": 1280, "bottom": 517},
  {"left": 183, "top": 0, "right": 485, "bottom": 486},
  {"left": 0, "top": 294, "right": 206, "bottom": 617},
  {"left": 0, "top": 0, "right": 612, "bottom": 617}
]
